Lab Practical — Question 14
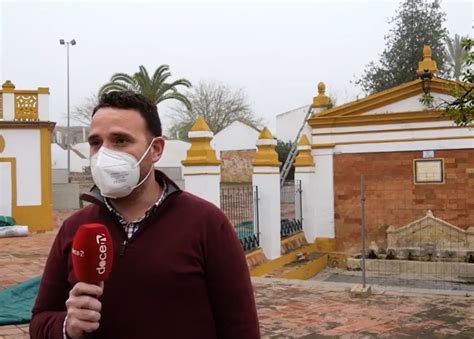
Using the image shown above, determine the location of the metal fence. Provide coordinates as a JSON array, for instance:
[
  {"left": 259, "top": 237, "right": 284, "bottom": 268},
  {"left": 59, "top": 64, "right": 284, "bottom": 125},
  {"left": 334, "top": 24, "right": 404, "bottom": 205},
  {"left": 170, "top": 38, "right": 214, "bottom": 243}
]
[
  {"left": 323, "top": 174, "right": 474, "bottom": 292},
  {"left": 280, "top": 180, "right": 303, "bottom": 238},
  {"left": 220, "top": 185, "right": 260, "bottom": 252}
]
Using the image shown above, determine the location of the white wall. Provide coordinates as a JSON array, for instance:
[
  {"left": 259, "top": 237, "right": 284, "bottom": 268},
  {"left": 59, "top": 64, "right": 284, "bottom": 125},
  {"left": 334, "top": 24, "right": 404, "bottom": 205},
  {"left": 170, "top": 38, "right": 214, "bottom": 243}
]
[
  {"left": 0, "top": 129, "right": 41, "bottom": 205},
  {"left": 362, "top": 93, "right": 455, "bottom": 115},
  {"left": 211, "top": 121, "right": 259, "bottom": 151},
  {"left": 276, "top": 105, "right": 311, "bottom": 142},
  {"left": 157, "top": 139, "right": 190, "bottom": 167},
  {"left": 312, "top": 149, "right": 335, "bottom": 238},
  {"left": 51, "top": 143, "right": 89, "bottom": 172},
  {"left": 0, "top": 162, "right": 12, "bottom": 216}
]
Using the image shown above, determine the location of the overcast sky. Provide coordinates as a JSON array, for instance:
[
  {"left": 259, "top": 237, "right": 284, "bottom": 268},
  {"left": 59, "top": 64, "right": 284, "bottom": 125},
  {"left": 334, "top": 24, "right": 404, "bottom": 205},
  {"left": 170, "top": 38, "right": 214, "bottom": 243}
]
[{"left": 1, "top": 0, "right": 472, "bottom": 135}]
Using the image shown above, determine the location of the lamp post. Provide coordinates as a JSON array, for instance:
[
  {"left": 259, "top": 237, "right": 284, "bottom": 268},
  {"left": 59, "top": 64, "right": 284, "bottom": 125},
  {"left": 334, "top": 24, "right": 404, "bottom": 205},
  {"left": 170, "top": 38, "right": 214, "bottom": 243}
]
[{"left": 59, "top": 39, "right": 76, "bottom": 182}]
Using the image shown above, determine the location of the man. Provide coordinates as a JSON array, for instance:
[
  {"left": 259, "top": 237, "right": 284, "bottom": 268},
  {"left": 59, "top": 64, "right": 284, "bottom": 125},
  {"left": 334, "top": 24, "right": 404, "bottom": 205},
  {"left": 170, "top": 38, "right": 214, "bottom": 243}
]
[{"left": 30, "top": 91, "right": 260, "bottom": 339}]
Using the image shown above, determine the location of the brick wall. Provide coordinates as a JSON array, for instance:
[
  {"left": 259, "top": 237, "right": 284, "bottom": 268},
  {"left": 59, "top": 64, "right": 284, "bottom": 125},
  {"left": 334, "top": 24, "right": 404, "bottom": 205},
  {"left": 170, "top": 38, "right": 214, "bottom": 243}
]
[
  {"left": 221, "top": 150, "right": 256, "bottom": 183},
  {"left": 333, "top": 149, "right": 474, "bottom": 253}
]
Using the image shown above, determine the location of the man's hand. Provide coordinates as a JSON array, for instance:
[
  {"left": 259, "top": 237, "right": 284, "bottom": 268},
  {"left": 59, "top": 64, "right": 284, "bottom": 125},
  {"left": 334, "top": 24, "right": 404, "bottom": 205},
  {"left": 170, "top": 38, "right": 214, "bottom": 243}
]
[{"left": 65, "top": 282, "right": 103, "bottom": 338}]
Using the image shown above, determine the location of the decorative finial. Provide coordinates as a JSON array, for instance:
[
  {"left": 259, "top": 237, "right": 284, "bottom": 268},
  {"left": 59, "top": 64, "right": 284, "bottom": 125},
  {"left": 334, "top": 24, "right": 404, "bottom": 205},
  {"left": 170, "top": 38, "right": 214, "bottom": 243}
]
[
  {"left": 258, "top": 127, "right": 273, "bottom": 140},
  {"left": 181, "top": 116, "right": 220, "bottom": 166},
  {"left": 294, "top": 134, "right": 315, "bottom": 167},
  {"left": 312, "top": 81, "right": 330, "bottom": 108},
  {"left": 417, "top": 45, "right": 438, "bottom": 76},
  {"left": 426, "top": 210, "right": 434, "bottom": 218},
  {"left": 252, "top": 127, "right": 280, "bottom": 167},
  {"left": 318, "top": 82, "right": 326, "bottom": 94},
  {"left": 2, "top": 80, "right": 15, "bottom": 92},
  {"left": 190, "top": 116, "right": 211, "bottom": 132}
]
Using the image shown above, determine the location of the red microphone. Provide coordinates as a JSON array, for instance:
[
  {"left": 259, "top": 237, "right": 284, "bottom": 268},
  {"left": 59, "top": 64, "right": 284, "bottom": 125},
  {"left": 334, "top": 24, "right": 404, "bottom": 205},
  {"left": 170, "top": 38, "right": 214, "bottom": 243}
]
[{"left": 72, "top": 223, "right": 113, "bottom": 284}]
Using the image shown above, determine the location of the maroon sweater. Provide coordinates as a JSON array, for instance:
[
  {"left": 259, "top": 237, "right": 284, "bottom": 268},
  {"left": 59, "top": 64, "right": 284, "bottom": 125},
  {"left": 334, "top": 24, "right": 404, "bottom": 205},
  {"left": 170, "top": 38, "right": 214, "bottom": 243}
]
[{"left": 30, "top": 173, "right": 260, "bottom": 339}]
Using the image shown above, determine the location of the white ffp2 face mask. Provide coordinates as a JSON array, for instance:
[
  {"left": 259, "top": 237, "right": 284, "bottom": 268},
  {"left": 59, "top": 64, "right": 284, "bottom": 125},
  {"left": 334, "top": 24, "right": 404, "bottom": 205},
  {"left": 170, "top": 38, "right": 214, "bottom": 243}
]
[{"left": 90, "top": 140, "right": 155, "bottom": 199}]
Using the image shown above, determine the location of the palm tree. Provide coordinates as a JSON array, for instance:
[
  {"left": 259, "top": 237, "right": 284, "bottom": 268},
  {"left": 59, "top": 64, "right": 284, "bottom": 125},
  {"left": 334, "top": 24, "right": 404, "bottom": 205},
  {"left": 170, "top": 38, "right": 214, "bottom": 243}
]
[
  {"left": 98, "top": 65, "right": 192, "bottom": 110},
  {"left": 446, "top": 34, "right": 468, "bottom": 80}
]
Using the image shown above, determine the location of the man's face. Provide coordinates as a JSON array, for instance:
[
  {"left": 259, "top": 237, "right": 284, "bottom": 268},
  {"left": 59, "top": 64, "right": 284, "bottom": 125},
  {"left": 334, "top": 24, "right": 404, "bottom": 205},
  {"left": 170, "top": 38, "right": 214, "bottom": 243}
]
[{"left": 88, "top": 107, "right": 164, "bottom": 179}]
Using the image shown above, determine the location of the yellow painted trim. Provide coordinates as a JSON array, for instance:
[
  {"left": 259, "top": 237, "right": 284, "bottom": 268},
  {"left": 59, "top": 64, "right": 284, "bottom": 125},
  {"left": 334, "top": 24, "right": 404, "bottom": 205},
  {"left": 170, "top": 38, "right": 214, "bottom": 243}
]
[
  {"left": 309, "top": 110, "right": 450, "bottom": 129},
  {"left": 311, "top": 136, "right": 474, "bottom": 148},
  {"left": 183, "top": 172, "right": 220, "bottom": 176},
  {"left": 295, "top": 169, "right": 315, "bottom": 173},
  {"left": 40, "top": 127, "right": 53, "bottom": 229},
  {"left": 279, "top": 254, "right": 328, "bottom": 280},
  {"left": 37, "top": 87, "right": 50, "bottom": 94},
  {"left": 10, "top": 127, "right": 54, "bottom": 232},
  {"left": 281, "top": 232, "right": 305, "bottom": 246},
  {"left": 312, "top": 144, "right": 335, "bottom": 149},
  {"left": 13, "top": 90, "right": 40, "bottom": 95},
  {"left": 245, "top": 248, "right": 263, "bottom": 258},
  {"left": 314, "top": 237, "right": 337, "bottom": 252},
  {"left": 312, "top": 125, "right": 468, "bottom": 136},
  {"left": 250, "top": 242, "right": 320, "bottom": 277},
  {"left": 0, "top": 121, "right": 55, "bottom": 130},
  {"left": 252, "top": 171, "right": 280, "bottom": 175},
  {"left": 309, "top": 78, "right": 462, "bottom": 120},
  {"left": 0, "top": 135, "right": 4, "bottom": 153},
  {"left": 413, "top": 158, "right": 445, "bottom": 185}
]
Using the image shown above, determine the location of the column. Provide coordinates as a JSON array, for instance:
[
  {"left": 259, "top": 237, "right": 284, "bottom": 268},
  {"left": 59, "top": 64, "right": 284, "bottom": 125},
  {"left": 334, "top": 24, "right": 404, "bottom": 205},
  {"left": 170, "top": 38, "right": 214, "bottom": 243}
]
[
  {"left": 181, "top": 116, "right": 221, "bottom": 207},
  {"left": 252, "top": 127, "right": 281, "bottom": 259}
]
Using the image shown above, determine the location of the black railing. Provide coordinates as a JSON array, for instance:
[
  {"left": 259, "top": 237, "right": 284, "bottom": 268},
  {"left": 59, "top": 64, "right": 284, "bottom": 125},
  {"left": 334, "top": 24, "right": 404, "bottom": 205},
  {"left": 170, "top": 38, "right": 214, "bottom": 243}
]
[
  {"left": 281, "top": 218, "right": 303, "bottom": 238},
  {"left": 220, "top": 185, "right": 260, "bottom": 252},
  {"left": 280, "top": 180, "right": 303, "bottom": 238}
]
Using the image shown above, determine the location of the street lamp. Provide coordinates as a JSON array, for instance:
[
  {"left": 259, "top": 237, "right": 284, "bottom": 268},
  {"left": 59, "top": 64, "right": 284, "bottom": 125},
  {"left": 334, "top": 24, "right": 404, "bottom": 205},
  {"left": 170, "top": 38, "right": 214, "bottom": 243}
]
[{"left": 59, "top": 39, "right": 76, "bottom": 182}]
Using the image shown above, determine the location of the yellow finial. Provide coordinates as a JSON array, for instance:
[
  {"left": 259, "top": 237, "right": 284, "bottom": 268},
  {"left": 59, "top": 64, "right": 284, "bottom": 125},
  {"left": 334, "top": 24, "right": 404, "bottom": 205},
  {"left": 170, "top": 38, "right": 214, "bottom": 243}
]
[
  {"left": 2, "top": 80, "right": 15, "bottom": 93},
  {"left": 294, "top": 134, "right": 315, "bottom": 167},
  {"left": 182, "top": 116, "right": 221, "bottom": 166},
  {"left": 312, "top": 81, "right": 330, "bottom": 108},
  {"left": 0, "top": 135, "right": 4, "bottom": 153},
  {"left": 298, "top": 134, "right": 310, "bottom": 146},
  {"left": 252, "top": 126, "right": 281, "bottom": 167},
  {"left": 190, "top": 116, "right": 211, "bottom": 132},
  {"left": 416, "top": 45, "right": 438, "bottom": 75},
  {"left": 258, "top": 127, "right": 274, "bottom": 140},
  {"left": 318, "top": 82, "right": 326, "bottom": 94}
]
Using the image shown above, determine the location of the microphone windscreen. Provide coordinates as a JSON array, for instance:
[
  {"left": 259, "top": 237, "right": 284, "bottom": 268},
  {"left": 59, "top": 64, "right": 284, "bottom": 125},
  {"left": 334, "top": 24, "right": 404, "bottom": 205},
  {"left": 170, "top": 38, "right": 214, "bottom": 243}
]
[{"left": 72, "top": 223, "right": 113, "bottom": 284}]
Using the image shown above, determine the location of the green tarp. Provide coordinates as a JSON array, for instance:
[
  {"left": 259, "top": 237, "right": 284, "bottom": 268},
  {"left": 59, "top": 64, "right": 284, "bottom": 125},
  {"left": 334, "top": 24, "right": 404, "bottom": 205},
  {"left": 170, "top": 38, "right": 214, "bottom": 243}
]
[
  {"left": 0, "top": 276, "right": 40, "bottom": 325},
  {"left": 0, "top": 216, "right": 15, "bottom": 227}
]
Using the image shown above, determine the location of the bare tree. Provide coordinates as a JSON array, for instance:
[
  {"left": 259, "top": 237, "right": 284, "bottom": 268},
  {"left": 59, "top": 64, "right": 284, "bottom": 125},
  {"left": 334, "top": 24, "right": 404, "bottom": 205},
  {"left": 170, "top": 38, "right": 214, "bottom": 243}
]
[
  {"left": 168, "top": 81, "right": 263, "bottom": 140},
  {"left": 70, "top": 94, "right": 98, "bottom": 126}
]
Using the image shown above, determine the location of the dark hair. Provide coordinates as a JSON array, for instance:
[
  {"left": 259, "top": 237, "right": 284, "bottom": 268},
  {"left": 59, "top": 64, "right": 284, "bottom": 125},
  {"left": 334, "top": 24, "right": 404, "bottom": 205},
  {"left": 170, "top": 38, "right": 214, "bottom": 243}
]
[{"left": 92, "top": 91, "right": 162, "bottom": 137}]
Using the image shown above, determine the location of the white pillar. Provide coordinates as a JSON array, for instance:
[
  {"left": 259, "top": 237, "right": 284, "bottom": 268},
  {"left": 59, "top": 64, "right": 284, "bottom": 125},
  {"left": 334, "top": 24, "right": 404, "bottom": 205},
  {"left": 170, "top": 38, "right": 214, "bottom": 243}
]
[
  {"left": 293, "top": 134, "right": 317, "bottom": 243},
  {"left": 37, "top": 88, "right": 50, "bottom": 121},
  {"left": 181, "top": 116, "right": 221, "bottom": 208},
  {"left": 1, "top": 81, "right": 15, "bottom": 120},
  {"left": 312, "top": 147, "right": 335, "bottom": 238},
  {"left": 252, "top": 127, "right": 281, "bottom": 259},
  {"left": 183, "top": 166, "right": 221, "bottom": 207}
]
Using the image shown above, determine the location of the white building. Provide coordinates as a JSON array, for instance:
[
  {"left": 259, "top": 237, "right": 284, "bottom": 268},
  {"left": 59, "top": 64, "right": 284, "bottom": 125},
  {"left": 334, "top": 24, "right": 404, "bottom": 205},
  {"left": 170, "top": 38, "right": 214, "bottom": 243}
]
[
  {"left": 212, "top": 120, "right": 260, "bottom": 153},
  {"left": 276, "top": 105, "right": 312, "bottom": 143}
]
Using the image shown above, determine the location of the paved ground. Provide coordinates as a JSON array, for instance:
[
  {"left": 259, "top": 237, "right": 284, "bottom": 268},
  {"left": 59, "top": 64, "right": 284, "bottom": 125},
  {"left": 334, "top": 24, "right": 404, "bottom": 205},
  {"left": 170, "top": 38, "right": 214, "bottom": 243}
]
[{"left": 1, "top": 211, "right": 473, "bottom": 338}]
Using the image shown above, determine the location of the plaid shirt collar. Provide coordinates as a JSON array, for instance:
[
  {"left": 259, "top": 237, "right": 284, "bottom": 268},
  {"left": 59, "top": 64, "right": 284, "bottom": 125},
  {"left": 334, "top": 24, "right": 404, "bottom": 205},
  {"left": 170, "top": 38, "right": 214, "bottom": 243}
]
[{"left": 104, "top": 181, "right": 168, "bottom": 239}]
